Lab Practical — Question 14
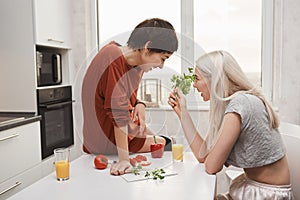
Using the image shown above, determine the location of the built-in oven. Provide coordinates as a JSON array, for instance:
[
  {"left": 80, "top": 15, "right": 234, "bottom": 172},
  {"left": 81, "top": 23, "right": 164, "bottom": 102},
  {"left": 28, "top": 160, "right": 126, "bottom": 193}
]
[{"left": 37, "top": 86, "right": 74, "bottom": 159}]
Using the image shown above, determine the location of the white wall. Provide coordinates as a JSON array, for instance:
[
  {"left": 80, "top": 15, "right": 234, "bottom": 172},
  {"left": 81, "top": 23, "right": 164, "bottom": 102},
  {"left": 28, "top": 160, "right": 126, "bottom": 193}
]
[
  {"left": 69, "top": 0, "right": 98, "bottom": 157},
  {"left": 273, "top": 0, "right": 300, "bottom": 125}
]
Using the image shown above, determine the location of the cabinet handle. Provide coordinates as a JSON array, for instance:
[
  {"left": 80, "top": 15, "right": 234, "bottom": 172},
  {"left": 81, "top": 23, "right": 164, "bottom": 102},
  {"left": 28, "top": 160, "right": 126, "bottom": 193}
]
[
  {"left": 0, "top": 134, "right": 19, "bottom": 142},
  {"left": 47, "top": 38, "right": 64, "bottom": 44},
  {"left": 0, "top": 181, "right": 22, "bottom": 195}
]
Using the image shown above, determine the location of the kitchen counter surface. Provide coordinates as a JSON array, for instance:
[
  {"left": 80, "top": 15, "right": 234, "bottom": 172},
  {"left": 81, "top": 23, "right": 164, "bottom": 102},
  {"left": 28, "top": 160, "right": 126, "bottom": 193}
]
[
  {"left": 7, "top": 152, "right": 216, "bottom": 200},
  {"left": 0, "top": 112, "right": 41, "bottom": 131}
]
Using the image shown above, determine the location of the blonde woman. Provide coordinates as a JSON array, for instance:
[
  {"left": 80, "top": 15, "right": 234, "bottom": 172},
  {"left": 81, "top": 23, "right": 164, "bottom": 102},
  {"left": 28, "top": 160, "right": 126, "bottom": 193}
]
[{"left": 168, "top": 51, "right": 294, "bottom": 199}]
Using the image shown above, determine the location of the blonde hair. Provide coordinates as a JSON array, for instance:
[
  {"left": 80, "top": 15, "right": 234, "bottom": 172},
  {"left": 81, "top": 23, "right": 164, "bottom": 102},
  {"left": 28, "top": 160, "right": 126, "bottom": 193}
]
[{"left": 195, "top": 50, "right": 279, "bottom": 149}]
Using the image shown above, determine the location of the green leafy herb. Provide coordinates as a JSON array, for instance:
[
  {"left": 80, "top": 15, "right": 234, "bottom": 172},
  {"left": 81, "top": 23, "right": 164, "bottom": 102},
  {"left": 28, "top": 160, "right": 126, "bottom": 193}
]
[
  {"left": 132, "top": 165, "right": 166, "bottom": 180},
  {"left": 132, "top": 164, "right": 142, "bottom": 175},
  {"left": 170, "top": 67, "right": 195, "bottom": 95},
  {"left": 145, "top": 168, "right": 166, "bottom": 180}
]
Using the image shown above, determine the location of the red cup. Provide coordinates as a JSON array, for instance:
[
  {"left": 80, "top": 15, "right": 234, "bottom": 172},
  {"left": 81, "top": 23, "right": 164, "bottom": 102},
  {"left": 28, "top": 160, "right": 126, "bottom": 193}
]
[{"left": 150, "top": 143, "right": 165, "bottom": 158}]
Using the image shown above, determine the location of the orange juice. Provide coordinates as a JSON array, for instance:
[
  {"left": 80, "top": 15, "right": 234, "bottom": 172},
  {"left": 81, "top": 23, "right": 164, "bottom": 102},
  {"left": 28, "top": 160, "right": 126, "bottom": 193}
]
[
  {"left": 55, "top": 160, "right": 70, "bottom": 180},
  {"left": 172, "top": 144, "right": 184, "bottom": 161}
]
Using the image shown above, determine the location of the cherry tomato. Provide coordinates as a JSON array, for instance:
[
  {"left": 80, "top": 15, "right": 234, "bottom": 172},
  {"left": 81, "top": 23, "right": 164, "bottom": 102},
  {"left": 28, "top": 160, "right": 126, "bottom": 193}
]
[{"left": 94, "top": 154, "right": 108, "bottom": 170}]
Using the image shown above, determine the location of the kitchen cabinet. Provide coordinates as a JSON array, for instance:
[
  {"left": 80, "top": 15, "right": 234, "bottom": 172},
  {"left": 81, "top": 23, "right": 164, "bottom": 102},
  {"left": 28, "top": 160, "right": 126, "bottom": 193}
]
[
  {"left": 0, "top": 0, "right": 73, "bottom": 111},
  {"left": 0, "top": 164, "right": 41, "bottom": 199},
  {"left": 34, "top": 0, "right": 72, "bottom": 49},
  {"left": 0, "top": 122, "right": 41, "bottom": 184},
  {"left": 0, "top": 0, "right": 37, "bottom": 112},
  {"left": 0, "top": 122, "right": 41, "bottom": 198}
]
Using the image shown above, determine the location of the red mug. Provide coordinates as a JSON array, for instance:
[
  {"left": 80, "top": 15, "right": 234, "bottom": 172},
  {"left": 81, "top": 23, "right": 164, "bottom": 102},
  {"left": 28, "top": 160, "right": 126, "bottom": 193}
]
[{"left": 150, "top": 143, "right": 165, "bottom": 158}]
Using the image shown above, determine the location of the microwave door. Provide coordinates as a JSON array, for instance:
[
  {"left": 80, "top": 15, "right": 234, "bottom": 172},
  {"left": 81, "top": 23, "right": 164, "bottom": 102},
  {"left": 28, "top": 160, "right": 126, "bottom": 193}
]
[
  {"left": 52, "top": 54, "right": 62, "bottom": 84},
  {"left": 36, "top": 51, "right": 42, "bottom": 85}
]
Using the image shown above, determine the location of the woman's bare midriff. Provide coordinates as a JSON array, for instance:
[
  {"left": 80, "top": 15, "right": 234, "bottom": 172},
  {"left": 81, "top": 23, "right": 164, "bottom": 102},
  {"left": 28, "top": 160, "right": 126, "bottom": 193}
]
[{"left": 244, "top": 156, "right": 291, "bottom": 185}]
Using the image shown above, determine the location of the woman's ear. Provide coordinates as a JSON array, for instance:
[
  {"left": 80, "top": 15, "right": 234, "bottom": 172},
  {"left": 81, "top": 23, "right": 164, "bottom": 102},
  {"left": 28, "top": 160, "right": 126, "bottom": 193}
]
[
  {"left": 143, "top": 41, "right": 152, "bottom": 54},
  {"left": 144, "top": 41, "right": 151, "bottom": 49}
]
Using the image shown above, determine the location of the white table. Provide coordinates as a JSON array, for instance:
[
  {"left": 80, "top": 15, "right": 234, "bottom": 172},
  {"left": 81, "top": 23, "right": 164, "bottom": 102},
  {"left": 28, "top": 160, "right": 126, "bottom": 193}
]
[{"left": 8, "top": 152, "right": 216, "bottom": 200}]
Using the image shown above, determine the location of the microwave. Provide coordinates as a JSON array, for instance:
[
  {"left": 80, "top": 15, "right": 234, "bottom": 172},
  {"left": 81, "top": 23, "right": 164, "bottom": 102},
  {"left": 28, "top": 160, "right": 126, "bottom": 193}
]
[{"left": 36, "top": 50, "right": 62, "bottom": 87}]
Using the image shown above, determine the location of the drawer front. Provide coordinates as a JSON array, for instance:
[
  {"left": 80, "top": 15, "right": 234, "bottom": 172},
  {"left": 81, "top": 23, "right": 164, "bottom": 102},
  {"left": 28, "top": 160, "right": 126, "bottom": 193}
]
[
  {"left": 0, "top": 164, "right": 42, "bottom": 199},
  {"left": 0, "top": 122, "right": 41, "bottom": 183}
]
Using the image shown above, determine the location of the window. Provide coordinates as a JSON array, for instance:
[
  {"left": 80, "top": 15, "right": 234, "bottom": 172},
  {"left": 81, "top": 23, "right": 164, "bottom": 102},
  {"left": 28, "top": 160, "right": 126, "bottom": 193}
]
[
  {"left": 97, "top": 0, "right": 181, "bottom": 107},
  {"left": 97, "top": 0, "right": 273, "bottom": 107},
  {"left": 194, "top": 0, "right": 262, "bottom": 86},
  {"left": 139, "top": 79, "right": 161, "bottom": 107}
]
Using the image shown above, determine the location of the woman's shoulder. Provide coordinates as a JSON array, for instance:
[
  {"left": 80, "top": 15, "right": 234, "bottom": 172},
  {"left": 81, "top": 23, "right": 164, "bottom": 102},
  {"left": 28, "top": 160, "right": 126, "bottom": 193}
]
[
  {"left": 230, "top": 93, "right": 261, "bottom": 105},
  {"left": 228, "top": 93, "right": 248, "bottom": 107},
  {"left": 95, "top": 41, "right": 124, "bottom": 65},
  {"left": 100, "top": 41, "right": 121, "bottom": 54},
  {"left": 226, "top": 93, "right": 263, "bottom": 115},
  {"left": 227, "top": 93, "right": 266, "bottom": 119}
]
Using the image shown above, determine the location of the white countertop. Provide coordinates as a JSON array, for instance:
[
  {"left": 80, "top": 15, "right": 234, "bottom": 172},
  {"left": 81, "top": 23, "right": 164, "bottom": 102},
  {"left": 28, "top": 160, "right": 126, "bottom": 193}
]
[{"left": 8, "top": 152, "right": 216, "bottom": 200}]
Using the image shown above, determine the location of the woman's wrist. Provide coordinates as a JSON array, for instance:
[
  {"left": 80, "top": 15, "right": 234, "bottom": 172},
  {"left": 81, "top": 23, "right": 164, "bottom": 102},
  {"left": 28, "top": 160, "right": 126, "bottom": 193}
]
[
  {"left": 180, "top": 107, "right": 189, "bottom": 118},
  {"left": 135, "top": 100, "right": 146, "bottom": 107},
  {"left": 117, "top": 151, "right": 130, "bottom": 162},
  {"left": 180, "top": 105, "right": 188, "bottom": 113}
]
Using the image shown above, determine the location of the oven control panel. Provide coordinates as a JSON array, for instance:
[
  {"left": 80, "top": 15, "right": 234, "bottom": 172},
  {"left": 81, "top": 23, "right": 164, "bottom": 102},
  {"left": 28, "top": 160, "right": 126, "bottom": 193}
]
[{"left": 37, "top": 86, "right": 72, "bottom": 104}]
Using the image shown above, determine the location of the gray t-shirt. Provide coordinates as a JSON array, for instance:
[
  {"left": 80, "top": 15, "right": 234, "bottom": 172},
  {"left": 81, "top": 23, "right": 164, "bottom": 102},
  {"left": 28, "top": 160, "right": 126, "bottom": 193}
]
[{"left": 224, "top": 93, "right": 285, "bottom": 168}]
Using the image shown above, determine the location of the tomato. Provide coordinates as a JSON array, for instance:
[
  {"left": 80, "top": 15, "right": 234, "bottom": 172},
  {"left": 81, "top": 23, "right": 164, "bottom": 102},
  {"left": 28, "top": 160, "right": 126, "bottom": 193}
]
[
  {"left": 94, "top": 154, "right": 108, "bottom": 170},
  {"left": 135, "top": 154, "right": 147, "bottom": 161},
  {"left": 135, "top": 157, "right": 142, "bottom": 163},
  {"left": 129, "top": 158, "right": 138, "bottom": 166},
  {"left": 150, "top": 143, "right": 165, "bottom": 158},
  {"left": 130, "top": 155, "right": 149, "bottom": 166},
  {"left": 140, "top": 161, "right": 152, "bottom": 166}
]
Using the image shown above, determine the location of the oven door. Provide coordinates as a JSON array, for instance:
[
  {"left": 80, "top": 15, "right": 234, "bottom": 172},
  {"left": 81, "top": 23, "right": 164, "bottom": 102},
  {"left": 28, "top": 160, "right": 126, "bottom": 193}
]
[{"left": 39, "top": 100, "right": 74, "bottom": 159}]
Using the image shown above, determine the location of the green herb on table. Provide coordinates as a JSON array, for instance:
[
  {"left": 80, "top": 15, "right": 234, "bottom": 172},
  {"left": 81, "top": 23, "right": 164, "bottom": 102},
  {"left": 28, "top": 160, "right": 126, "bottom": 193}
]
[
  {"left": 145, "top": 168, "right": 166, "bottom": 180},
  {"left": 132, "top": 165, "right": 166, "bottom": 180},
  {"left": 170, "top": 67, "right": 196, "bottom": 95},
  {"left": 132, "top": 164, "right": 142, "bottom": 175}
]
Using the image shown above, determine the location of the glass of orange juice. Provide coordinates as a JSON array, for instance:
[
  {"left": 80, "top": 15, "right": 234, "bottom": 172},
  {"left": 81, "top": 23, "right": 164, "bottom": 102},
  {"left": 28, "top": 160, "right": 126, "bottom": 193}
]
[
  {"left": 54, "top": 148, "right": 70, "bottom": 181},
  {"left": 171, "top": 136, "right": 184, "bottom": 162}
]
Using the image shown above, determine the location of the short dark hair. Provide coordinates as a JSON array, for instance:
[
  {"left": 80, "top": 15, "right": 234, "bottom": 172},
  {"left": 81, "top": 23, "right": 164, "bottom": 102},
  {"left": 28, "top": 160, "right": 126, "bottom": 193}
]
[{"left": 127, "top": 18, "right": 178, "bottom": 54}]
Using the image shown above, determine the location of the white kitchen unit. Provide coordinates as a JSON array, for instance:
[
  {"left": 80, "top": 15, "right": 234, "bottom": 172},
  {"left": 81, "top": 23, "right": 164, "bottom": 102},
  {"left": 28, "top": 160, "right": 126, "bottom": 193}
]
[
  {"left": 33, "top": 0, "right": 72, "bottom": 49},
  {"left": 0, "top": 0, "right": 36, "bottom": 112},
  {"left": 0, "top": 164, "right": 41, "bottom": 200},
  {"left": 0, "top": 0, "right": 73, "bottom": 112},
  {"left": 0, "top": 122, "right": 41, "bottom": 199},
  {"left": 0, "top": 0, "right": 78, "bottom": 198}
]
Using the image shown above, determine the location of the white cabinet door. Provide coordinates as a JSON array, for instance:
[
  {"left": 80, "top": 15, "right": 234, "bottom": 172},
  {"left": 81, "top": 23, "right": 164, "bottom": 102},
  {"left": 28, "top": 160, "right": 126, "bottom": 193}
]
[
  {"left": 0, "top": 164, "right": 42, "bottom": 199},
  {"left": 0, "top": 0, "right": 37, "bottom": 112},
  {"left": 0, "top": 122, "right": 41, "bottom": 184},
  {"left": 34, "top": 0, "right": 71, "bottom": 48}
]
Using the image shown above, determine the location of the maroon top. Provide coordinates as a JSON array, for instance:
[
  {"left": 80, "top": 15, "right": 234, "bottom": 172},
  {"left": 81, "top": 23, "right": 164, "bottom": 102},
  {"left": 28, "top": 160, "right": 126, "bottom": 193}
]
[{"left": 82, "top": 42, "right": 146, "bottom": 154}]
